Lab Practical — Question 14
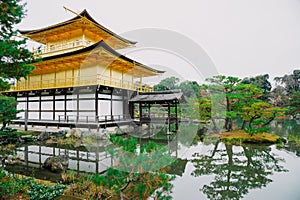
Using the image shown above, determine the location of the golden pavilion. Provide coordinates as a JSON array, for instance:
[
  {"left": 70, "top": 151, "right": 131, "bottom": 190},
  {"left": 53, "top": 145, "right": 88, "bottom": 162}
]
[{"left": 5, "top": 9, "right": 165, "bottom": 128}]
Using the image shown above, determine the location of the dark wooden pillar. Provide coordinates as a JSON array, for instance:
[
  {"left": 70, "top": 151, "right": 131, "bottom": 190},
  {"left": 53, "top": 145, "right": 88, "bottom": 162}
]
[
  {"left": 122, "top": 90, "right": 126, "bottom": 119},
  {"left": 167, "top": 103, "right": 171, "bottom": 132},
  {"left": 53, "top": 91, "right": 56, "bottom": 121},
  {"left": 139, "top": 102, "right": 142, "bottom": 121},
  {"left": 76, "top": 89, "right": 79, "bottom": 122},
  {"left": 39, "top": 92, "right": 41, "bottom": 121},
  {"left": 24, "top": 92, "right": 29, "bottom": 131},
  {"left": 148, "top": 103, "right": 151, "bottom": 117},
  {"left": 95, "top": 86, "right": 99, "bottom": 121},
  {"left": 129, "top": 101, "right": 134, "bottom": 119},
  {"left": 175, "top": 102, "right": 178, "bottom": 131},
  {"left": 110, "top": 91, "right": 113, "bottom": 120},
  {"left": 64, "top": 91, "right": 67, "bottom": 121}
]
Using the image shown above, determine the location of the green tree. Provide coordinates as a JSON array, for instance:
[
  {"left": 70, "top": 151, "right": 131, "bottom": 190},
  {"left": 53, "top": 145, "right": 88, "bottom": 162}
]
[
  {"left": 0, "top": 96, "right": 18, "bottom": 131},
  {"left": 178, "top": 80, "right": 200, "bottom": 98},
  {"left": 205, "top": 75, "right": 241, "bottom": 131},
  {"left": 93, "top": 135, "right": 175, "bottom": 199},
  {"left": 0, "top": 0, "right": 35, "bottom": 130},
  {"left": 200, "top": 75, "right": 284, "bottom": 134},
  {"left": 273, "top": 70, "right": 300, "bottom": 116},
  {"left": 274, "top": 70, "right": 300, "bottom": 94},
  {"left": 233, "top": 84, "right": 263, "bottom": 130},
  {"left": 269, "top": 85, "right": 289, "bottom": 107},
  {"left": 288, "top": 91, "right": 300, "bottom": 116},
  {"left": 241, "top": 74, "right": 272, "bottom": 101},
  {"left": 242, "top": 101, "right": 286, "bottom": 135},
  {"left": 154, "top": 77, "right": 179, "bottom": 91}
]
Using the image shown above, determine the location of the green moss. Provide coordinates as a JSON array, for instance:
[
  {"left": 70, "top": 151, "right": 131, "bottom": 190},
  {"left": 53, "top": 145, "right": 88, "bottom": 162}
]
[
  {"left": 220, "top": 130, "right": 281, "bottom": 145},
  {"left": 203, "top": 134, "right": 221, "bottom": 144}
]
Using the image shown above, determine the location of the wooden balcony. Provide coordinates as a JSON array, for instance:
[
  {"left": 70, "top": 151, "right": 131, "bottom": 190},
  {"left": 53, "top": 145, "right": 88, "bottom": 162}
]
[
  {"left": 10, "top": 74, "right": 154, "bottom": 92},
  {"left": 33, "top": 40, "right": 91, "bottom": 58}
]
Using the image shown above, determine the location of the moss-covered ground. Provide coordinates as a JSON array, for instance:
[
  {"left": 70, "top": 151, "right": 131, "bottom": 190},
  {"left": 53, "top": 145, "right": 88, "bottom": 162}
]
[{"left": 206, "top": 130, "right": 282, "bottom": 145}]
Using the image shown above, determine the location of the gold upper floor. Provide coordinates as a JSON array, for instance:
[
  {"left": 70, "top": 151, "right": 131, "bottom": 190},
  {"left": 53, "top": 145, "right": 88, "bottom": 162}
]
[
  {"left": 10, "top": 10, "right": 163, "bottom": 93},
  {"left": 33, "top": 38, "right": 92, "bottom": 58},
  {"left": 7, "top": 40, "right": 163, "bottom": 93},
  {"left": 21, "top": 9, "right": 136, "bottom": 54}
]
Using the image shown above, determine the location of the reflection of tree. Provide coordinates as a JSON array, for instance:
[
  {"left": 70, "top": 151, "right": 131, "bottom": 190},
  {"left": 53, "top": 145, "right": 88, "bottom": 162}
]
[
  {"left": 191, "top": 142, "right": 287, "bottom": 200},
  {"left": 272, "top": 120, "right": 300, "bottom": 156}
]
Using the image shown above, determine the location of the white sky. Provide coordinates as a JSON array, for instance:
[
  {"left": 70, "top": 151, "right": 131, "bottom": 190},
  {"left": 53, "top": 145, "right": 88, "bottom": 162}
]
[{"left": 18, "top": 0, "right": 300, "bottom": 84}]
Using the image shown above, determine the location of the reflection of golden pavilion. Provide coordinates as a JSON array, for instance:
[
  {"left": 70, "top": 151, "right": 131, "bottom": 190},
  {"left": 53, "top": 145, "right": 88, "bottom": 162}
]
[{"left": 5, "top": 10, "right": 164, "bottom": 128}]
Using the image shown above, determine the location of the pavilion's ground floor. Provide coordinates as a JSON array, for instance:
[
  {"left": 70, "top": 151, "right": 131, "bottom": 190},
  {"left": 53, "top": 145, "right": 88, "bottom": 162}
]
[{"left": 4, "top": 85, "right": 184, "bottom": 131}]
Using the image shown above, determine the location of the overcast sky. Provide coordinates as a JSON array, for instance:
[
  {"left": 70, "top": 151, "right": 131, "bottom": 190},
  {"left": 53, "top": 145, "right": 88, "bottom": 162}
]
[{"left": 18, "top": 0, "right": 300, "bottom": 83}]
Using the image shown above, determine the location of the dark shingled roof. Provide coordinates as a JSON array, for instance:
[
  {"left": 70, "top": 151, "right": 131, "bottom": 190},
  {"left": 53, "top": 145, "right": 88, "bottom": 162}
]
[{"left": 129, "top": 90, "right": 186, "bottom": 103}]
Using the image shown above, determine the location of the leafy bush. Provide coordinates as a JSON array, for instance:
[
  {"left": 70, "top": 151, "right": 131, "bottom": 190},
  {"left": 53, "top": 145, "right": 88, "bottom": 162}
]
[
  {"left": 245, "top": 126, "right": 270, "bottom": 136},
  {"left": 27, "top": 182, "right": 66, "bottom": 200},
  {"left": 0, "top": 168, "right": 32, "bottom": 197},
  {"left": 0, "top": 167, "right": 66, "bottom": 199}
]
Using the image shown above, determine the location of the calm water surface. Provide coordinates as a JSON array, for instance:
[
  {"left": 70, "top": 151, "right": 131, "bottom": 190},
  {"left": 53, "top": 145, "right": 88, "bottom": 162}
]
[
  {"left": 172, "top": 120, "right": 300, "bottom": 200},
  {"left": 6, "top": 120, "right": 300, "bottom": 199}
]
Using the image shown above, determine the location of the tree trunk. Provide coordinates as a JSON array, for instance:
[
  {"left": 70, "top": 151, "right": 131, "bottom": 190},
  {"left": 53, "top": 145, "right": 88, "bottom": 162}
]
[
  {"left": 241, "top": 120, "right": 248, "bottom": 130},
  {"left": 249, "top": 118, "right": 254, "bottom": 129},
  {"left": 249, "top": 116, "right": 260, "bottom": 129},
  {"left": 0, "top": 122, "right": 7, "bottom": 131},
  {"left": 263, "top": 113, "right": 276, "bottom": 127},
  {"left": 225, "top": 96, "right": 232, "bottom": 131}
]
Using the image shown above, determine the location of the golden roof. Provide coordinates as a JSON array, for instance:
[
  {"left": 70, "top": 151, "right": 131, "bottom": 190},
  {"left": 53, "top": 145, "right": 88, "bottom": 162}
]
[
  {"left": 31, "top": 40, "right": 164, "bottom": 77},
  {"left": 19, "top": 10, "right": 136, "bottom": 50}
]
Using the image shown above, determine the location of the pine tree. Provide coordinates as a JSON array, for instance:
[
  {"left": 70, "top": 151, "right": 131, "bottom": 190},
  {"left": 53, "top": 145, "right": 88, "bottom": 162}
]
[{"left": 0, "top": 0, "right": 35, "bottom": 130}]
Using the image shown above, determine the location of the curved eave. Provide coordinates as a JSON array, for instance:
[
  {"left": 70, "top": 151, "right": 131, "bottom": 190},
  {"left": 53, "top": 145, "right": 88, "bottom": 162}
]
[
  {"left": 31, "top": 40, "right": 164, "bottom": 75},
  {"left": 19, "top": 9, "right": 136, "bottom": 45}
]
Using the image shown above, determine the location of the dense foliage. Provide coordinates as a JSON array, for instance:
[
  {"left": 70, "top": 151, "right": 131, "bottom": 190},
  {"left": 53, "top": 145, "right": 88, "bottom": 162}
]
[
  {"left": 241, "top": 74, "right": 272, "bottom": 101},
  {"left": 273, "top": 70, "right": 300, "bottom": 116},
  {"left": 102, "top": 135, "right": 175, "bottom": 199},
  {"left": 154, "top": 74, "right": 290, "bottom": 135},
  {"left": 0, "top": 0, "right": 35, "bottom": 130},
  {"left": 66, "top": 135, "right": 175, "bottom": 199},
  {"left": 0, "top": 167, "right": 66, "bottom": 199}
]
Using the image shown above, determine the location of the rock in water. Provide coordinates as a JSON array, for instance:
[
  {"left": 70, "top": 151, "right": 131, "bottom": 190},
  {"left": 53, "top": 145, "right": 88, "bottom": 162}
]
[
  {"left": 43, "top": 155, "right": 69, "bottom": 172},
  {"left": 37, "top": 132, "right": 50, "bottom": 141},
  {"left": 197, "top": 127, "right": 208, "bottom": 141}
]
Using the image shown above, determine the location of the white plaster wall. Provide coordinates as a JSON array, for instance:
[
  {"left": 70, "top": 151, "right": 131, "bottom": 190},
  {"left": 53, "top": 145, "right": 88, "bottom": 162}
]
[
  {"left": 55, "top": 101, "right": 64, "bottom": 110},
  {"left": 98, "top": 100, "right": 111, "bottom": 117},
  {"left": 41, "top": 102, "right": 53, "bottom": 110},
  {"left": 28, "top": 102, "right": 39, "bottom": 110},
  {"left": 79, "top": 100, "right": 95, "bottom": 110},
  {"left": 112, "top": 101, "right": 123, "bottom": 116},
  {"left": 41, "top": 112, "right": 52, "bottom": 120},
  {"left": 28, "top": 112, "right": 39, "bottom": 120}
]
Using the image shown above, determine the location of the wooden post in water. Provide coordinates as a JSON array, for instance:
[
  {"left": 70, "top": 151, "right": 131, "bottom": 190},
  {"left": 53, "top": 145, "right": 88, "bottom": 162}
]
[
  {"left": 167, "top": 103, "right": 171, "bottom": 133},
  {"left": 39, "top": 145, "right": 41, "bottom": 169},
  {"left": 76, "top": 150, "right": 80, "bottom": 175},
  {"left": 95, "top": 147, "right": 99, "bottom": 173},
  {"left": 25, "top": 145, "right": 29, "bottom": 170}
]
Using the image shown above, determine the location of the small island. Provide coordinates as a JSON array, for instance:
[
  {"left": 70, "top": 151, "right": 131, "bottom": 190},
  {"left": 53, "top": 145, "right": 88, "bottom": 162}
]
[{"left": 220, "top": 130, "right": 281, "bottom": 144}]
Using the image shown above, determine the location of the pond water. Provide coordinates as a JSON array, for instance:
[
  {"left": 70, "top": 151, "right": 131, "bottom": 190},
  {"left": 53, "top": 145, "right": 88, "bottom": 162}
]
[
  {"left": 4, "top": 120, "right": 300, "bottom": 199},
  {"left": 171, "top": 120, "right": 300, "bottom": 200}
]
